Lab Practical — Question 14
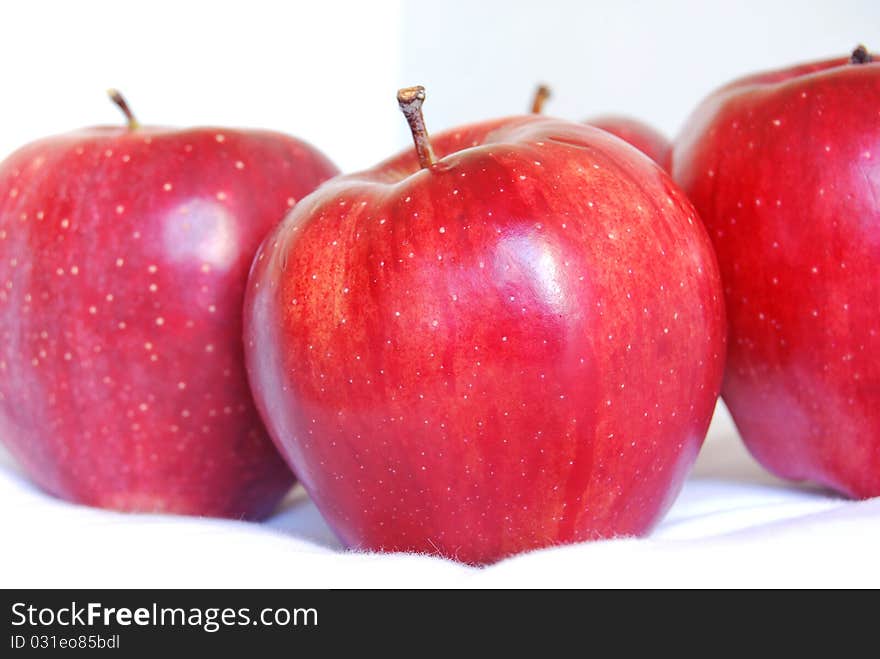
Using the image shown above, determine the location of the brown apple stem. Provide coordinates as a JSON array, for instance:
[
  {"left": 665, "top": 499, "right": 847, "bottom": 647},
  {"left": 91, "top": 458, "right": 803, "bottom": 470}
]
[
  {"left": 107, "top": 89, "right": 140, "bottom": 130},
  {"left": 397, "top": 86, "right": 436, "bottom": 169},
  {"left": 531, "top": 84, "right": 551, "bottom": 114},
  {"left": 851, "top": 45, "right": 873, "bottom": 64}
]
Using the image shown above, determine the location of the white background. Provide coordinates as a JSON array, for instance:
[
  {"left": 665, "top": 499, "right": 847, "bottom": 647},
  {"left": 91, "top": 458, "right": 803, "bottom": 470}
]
[
  {"left": 0, "top": 1, "right": 877, "bottom": 169},
  {"left": 1, "top": 0, "right": 879, "bottom": 587},
  {"left": 401, "top": 0, "right": 880, "bottom": 137}
]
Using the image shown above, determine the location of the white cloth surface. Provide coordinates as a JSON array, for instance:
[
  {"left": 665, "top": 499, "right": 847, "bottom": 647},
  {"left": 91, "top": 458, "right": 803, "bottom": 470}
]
[{"left": 1, "top": 403, "right": 877, "bottom": 588}]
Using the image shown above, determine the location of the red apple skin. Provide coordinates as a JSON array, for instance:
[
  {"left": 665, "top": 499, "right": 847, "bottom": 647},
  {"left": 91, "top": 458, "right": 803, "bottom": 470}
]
[
  {"left": 673, "top": 52, "right": 880, "bottom": 498},
  {"left": 245, "top": 114, "right": 726, "bottom": 564},
  {"left": 0, "top": 125, "right": 338, "bottom": 518},
  {"left": 587, "top": 116, "right": 672, "bottom": 171}
]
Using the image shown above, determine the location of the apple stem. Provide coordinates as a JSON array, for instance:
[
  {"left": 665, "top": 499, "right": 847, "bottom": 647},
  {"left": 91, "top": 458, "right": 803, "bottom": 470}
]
[
  {"left": 851, "top": 45, "right": 873, "bottom": 64},
  {"left": 107, "top": 89, "right": 140, "bottom": 130},
  {"left": 531, "top": 84, "right": 551, "bottom": 114},
  {"left": 397, "top": 86, "right": 436, "bottom": 170}
]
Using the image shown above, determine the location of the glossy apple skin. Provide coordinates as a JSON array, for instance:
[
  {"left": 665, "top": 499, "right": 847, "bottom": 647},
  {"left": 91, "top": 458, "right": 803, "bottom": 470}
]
[
  {"left": 245, "top": 114, "right": 725, "bottom": 563},
  {"left": 0, "top": 126, "right": 338, "bottom": 518},
  {"left": 673, "top": 53, "right": 880, "bottom": 498},
  {"left": 587, "top": 116, "right": 672, "bottom": 171}
]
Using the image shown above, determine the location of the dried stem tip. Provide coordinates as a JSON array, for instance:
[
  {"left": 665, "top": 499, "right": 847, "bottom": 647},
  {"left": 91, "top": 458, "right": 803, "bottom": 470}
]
[
  {"left": 851, "top": 44, "right": 873, "bottom": 64},
  {"left": 107, "top": 89, "right": 140, "bottom": 130},
  {"left": 397, "top": 86, "right": 436, "bottom": 170},
  {"left": 531, "top": 84, "right": 552, "bottom": 114}
]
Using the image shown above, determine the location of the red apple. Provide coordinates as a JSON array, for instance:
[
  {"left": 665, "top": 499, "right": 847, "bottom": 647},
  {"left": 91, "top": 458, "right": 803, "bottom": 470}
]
[
  {"left": 531, "top": 85, "right": 672, "bottom": 170},
  {"left": 673, "top": 45, "right": 880, "bottom": 498},
  {"left": 585, "top": 116, "right": 672, "bottom": 172},
  {"left": 244, "top": 86, "right": 725, "bottom": 564},
  {"left": 0, "top": 91, "right": 338, "bottom": 518}
]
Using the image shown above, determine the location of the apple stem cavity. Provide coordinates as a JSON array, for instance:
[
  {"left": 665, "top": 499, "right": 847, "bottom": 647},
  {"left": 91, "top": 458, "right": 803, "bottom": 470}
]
[
  {"left": 531, "top": 84, "right": 551, "bottom": 114},
  {"left": 851, "top": 45, "right": 873, "bottom": 64},
  {"left": 397, "top": 86, "right": 436, "bottom": 169},
  {"left": 107, "top": 89, "right": 140, "bottom": 130}
]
